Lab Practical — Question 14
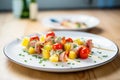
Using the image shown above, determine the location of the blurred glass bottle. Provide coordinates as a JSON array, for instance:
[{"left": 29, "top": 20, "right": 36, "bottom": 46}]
[
  {"left": 21, "top": 0, "right": 29, "bottom": 18},
  {"left": 29, "top": 0, "right": 38, "bottom": 20},
  {"left": 12, "top": 0, "right": 30, "bottom": 18}
]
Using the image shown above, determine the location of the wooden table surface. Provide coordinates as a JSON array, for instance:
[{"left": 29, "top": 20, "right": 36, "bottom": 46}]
[{"left": 0, "top": 9, "right": 120, "bottom": 80}]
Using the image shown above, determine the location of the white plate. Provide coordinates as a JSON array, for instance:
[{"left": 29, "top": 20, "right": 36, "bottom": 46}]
[
  {"left": 4, "top": 31, "right": 118, "bottom": 72},
  {"left": 42, "top": 15, "right": 100, "bottom": 30}
]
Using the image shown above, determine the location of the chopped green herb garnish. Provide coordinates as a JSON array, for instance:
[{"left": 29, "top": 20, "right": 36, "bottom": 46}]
[
  {"left": 98, "top": 56, "right": 102, "bottom": 60},
  {"left": 94, "top": 61, "right": 96, "bottom": 63},
  {"left": 43, "top": 64, "right": 45, "bottom": 66},
  {"left": 30, "top": 58, "right": 32, "bottom": 60},
  {"left": 89, "top": 55, "right": 92, "bottom": 57},
  {"left": 76, "top": 23, "right": 81, "bottom": 28},
  {"left": 43, "top": 58, "right": 47, "bottom": 61},
  {"left": 55, "top": 64, "right": 58, "bottom": 66},
  {"left": 32, "top": 55, "right": 37, "bottom": 58},
  {"left": 91, "top": 51, "right": 94, "bottom": 54},
  {"left": 24, "top": 60, "right": 27, "bottom": 62},
  {"left": 73, "top": 45, "right": 77, "bottom": 48},
  {"left": 23, "top": 49, "right": 28, "bottom": 52},
  {"left": 57, "top": 50, "right": 63, "bottom": 54},
  {"left": 72, "top": 63, "right": 75, "bottom": 65},
  {"left": 77, "top": 61, "right": 80, "bottom": 63},
  {"left": 102, "top": 55, "right": 108, "bottom": 57},
  {"left": 22, "top": 55, "right": 25, "bottom": 57},
  {"left": 61, "top": 65, "right": 64, "bottom": 67},
  {"left": 97, "top": 51, "right": 102, "bottom": 54},
  {"left": 39, "top": 58, "right": 47, "bottom": 64},
  {"left": 39, "top": 60, "right": 43, "bottom": 64},
  {"left": 19, "top": 54, "right": 25, "bottom": 57},
  {"left": 38, "top": 56, "right": 42, "bottom": 59},
  {"left": 19, "top": 54, "right": 22, "bottom": 56},
  {"left": 52, "top": 40, "right": 55, "bottom": 44},
  {"left": 67, "top": 62, "right": 71, "bottom": 65}
]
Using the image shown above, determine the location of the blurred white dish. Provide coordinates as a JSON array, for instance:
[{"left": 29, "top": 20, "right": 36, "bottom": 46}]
[{"left": 42, "top": 15, "right": 100, "bottom": 30}]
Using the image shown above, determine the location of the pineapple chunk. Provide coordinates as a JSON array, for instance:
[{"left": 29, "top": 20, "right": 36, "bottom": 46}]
[
  {"left": 28, "top": 47, "right": 35, "bottom": 54},
  {"left": 49, "top": 54, "right": 58, "bottom": 62},
  {"left": 64, "top": 43, "right": 71, "bottom": 51},
  {"left": 69, "top": 51, "right": 77, "bottom": 59},
  {"left": 74, "top": 39, "right": 83, "bottom": 45},
  {"left": 42, "top": 49, "right": 50, "bottom": 59},
  {"left": 44, "top": 44, "right": 52, "bottom": 51},
  {"left": 40, "top": 35, "right": 45, "bottom": 42},
  {"left": 21, "top": 37, "right": 29, "bottom": 47}
]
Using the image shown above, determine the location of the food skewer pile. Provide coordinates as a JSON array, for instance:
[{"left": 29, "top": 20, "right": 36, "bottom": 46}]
[{"left": 21, "top": 31, "right": 112, "bottom": 63}]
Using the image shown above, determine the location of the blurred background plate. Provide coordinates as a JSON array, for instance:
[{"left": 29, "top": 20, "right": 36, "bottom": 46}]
[{"left": 42, "top": 15, "right": 100, "bottom": 30}]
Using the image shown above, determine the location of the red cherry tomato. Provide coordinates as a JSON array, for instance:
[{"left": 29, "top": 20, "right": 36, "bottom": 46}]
[
  {"left": 46, "top": 31, "right": 55, "bottom": 38},
  {"left": 66, "top": 38, "right": 73, "bottom": 42},
  {"left": 30, "top": 35, "right": 39, "bottom": 41},
  {"left": 79, "top": 46, "right": 90, "bottom": 59},
  {"left": 52, "top": 43, "right": 63, "bottom": 50}
]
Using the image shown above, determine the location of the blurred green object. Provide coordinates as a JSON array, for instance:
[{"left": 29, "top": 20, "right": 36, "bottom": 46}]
[
  {"left": 31, "top": 0, "right": 36, "bottom": 3},
  {"left": 20, "top": 0, "right": 30, "bottom": 18},
  {"left": 12, "top": 0, "right": 30, "bottom": 18}
]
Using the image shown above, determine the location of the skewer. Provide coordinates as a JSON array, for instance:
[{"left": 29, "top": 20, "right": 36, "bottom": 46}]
[
  {"left": 17, "top": 33, "right": 43, "bottom": 40},
  {"left": 67, "top": 54, "right": 102, "bottom": 65},
  {"left": 93, "top": 46, "right": 115, "bottom": 52},
  {"left": 67, "top": 58, "right": 81, "bottom": 65},
  {"left": 89, "top": 54, "right": 102, "bottom": 61}
]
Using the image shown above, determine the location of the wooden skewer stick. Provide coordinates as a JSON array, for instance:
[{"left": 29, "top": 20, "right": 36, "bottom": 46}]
[
  {"left": 89, "top": 54, "right": 102, "bottom": 61},
  {"left": 67, "top": 58, "right": 81, "bottom": 65},
  {"left": 67, "top": 54, "right": 102, "bottom": 65},
  {"left": 93, "top": 46, "right": 115, "bottom": 52}
]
